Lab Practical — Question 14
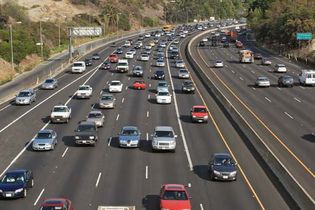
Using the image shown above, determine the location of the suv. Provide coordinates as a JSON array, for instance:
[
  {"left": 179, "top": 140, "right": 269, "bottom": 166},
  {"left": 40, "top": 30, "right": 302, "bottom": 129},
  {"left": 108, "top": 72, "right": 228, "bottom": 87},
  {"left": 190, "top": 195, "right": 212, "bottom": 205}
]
[
  {"left": 160, "top": 184, "right": 192, "bottom": 210},
  {"left": 74, "top": 121, "right": 98, "bottom": 146},
  {"left": 182, "top": 80, "right": 195, "bottom": 93},
  {"left": 50, "top": 105, "right": 72, "bottom": 123},
  {"left": 15, "top": 89, "right": 36, "bottom": 105},
  {"left": 76, "top": 85, "right": 93, "bottom": 99},
  {"left": 151, "top": 126, "right": 177, "bottom": 152},
  {"left": 191, "top": 106, "right": 208, "bottom": 123},
  {"left": 208, "top": 153, "right": 237, "bottom": 181}
]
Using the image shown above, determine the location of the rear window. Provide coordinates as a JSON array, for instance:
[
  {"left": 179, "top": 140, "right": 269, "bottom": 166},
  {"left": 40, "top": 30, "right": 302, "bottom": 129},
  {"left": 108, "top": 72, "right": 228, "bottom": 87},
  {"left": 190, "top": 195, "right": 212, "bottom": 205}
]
[
  {"left": 162, "top": 190, "right": 188, "bottom": 200},
  {"left": 73, "top": 63, "right": 83, "bottom": 67}
]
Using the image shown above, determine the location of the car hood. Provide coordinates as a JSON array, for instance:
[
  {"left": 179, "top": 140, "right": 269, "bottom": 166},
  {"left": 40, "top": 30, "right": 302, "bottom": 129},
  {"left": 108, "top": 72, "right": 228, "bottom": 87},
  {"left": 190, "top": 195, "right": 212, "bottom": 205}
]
[
  {"left": 0, "top": 182, "right": 25, "bottom": 191},
  {"left": 213, "top": 164, "right": 236, "bottom": 173},
  {"left": 100, "top": 99, "right": 113, "bottom": 104},
  {"left": 119, "top": 135, "right": 140, "bottom": 141},
  {"left": 160, "top": 200, "right": 191, "bottom": 209},
  {"left": 33, "top": 138, "right": 54, "bottom": 144}
]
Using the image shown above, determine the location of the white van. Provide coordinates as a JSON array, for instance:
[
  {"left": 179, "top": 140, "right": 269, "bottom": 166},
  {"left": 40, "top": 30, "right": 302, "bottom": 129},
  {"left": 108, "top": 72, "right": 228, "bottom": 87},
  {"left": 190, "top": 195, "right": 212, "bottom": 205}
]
[
  {"left": 72, "top": 61, "right": 86, "bottom": 73},
  {"left": 116, "top": 59, "right": 129, "bottom": 73},
  {"left": 299, "top": 70, "right": 315, "bottom": 86}
]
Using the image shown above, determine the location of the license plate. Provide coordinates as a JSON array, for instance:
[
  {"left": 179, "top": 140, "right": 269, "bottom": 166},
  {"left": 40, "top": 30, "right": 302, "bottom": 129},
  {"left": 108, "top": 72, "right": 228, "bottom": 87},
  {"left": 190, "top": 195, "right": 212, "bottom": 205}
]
[
  {"left": 223, "top": 176, "right": 228, "bottom": 179},
  {"left": 82, "top": 141, "right": 87, "bottom": 143},
  {"left": 198, "top": 120, "right": 203, "bottom": 122},
  {"left": 5, "top": 193, "right": 12, "bottom": 197},
  {"left": 56, "top": 119, "right": 60, "bottom": 121}
]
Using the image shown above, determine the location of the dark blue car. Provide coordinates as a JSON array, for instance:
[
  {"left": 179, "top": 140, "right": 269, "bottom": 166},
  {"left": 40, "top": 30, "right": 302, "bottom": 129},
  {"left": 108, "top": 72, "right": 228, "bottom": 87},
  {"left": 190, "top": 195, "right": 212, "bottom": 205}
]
[
  {"left": 0, "top": 169, "right": 34, "bottom": 198},
  {"left": 154, "top": 70, "right": 165, "bottom": 80}
]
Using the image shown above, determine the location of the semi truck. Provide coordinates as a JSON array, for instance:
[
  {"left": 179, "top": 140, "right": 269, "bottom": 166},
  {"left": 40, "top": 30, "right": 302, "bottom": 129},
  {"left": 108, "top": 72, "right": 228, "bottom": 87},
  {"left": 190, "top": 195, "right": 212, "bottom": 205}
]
[{"left": 239, "top": 50, "right": 254, "bottom": 63}]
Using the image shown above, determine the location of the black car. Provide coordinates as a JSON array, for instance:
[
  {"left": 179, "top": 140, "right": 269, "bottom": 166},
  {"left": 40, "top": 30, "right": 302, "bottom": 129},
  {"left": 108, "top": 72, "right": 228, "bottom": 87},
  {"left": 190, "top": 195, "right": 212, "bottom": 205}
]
[
  {"left": 153, "top": 70, "right": 165, "bottom": 80},
  {"left": 74, "top": 121, "right": 98, "bottom": 146},
  {"left": 115, "top": 47, "right": 123, "bottom": 54},
  {"left": 182, "top": 80, "right": 195, "bottom": 93},
  {"left": 99, "top": 61, "right": 111, "bottom": 70},
  {"left": 223, "top": 42, "right": 230, "bottom": 48},
  {"left": 85, "top": 58, "right": 93, "bottom": 66},
  {"left": 208, "top": 153, "right": 237, "bottom": 181},
  {"left": 169, "top": 51, "right": 179, "bottom": 60},
  {"left": 254, "top": 53, "right": 263, "bottom": 60},
  {"left": 92, "top": 53, "right": 100, "bottom": 60},
  {"left": 278, "top": 75, "right": 294, "bottom": 87},
  {"left": 199, "top": 40, "right": 205, "bottom": 47},
  {"left": 0, "top": 169, "right": 34, "bottom": 198}
]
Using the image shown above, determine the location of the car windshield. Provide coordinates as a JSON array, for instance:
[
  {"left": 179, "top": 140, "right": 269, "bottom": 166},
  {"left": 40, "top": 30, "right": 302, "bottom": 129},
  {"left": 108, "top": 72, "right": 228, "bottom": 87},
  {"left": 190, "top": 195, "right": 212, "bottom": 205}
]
[
  {"left": 158, "top": 83, "right": 167, "bottom": 87},
  {"left": 77, "top": 124, "right": 95, "bottom": 132},
  {"left": 101, "top": 96, "right": 113, "bottom": 100},
  {"left": 37, "top": 132, "right": 52, "bottom": 139},
  {"left": 158, "top": 92, "right": 169, "bottom": 96},
  {"left": 259, "top": 77, "right": 268, "bottom": 81},
  {"left": 162, "top": 190, "right": 188, "bottom": 200},
  {"left": 53, "top": 107, "right": 67, "bottom": 112},
  {"left": 73, "top": 63, "right": 83, "bottom": 67},
  {"left": 214, "top": 156, "right": 234, "bottom": 166},
  {"left": 79, "top": 86, "right": 90, "bottom": 90},
  {"left": 121, "top": 129, "right": 138, "bottom": 135},
  {"left": 135, "top": 81, "right": 144, "bottom": 84},
  {"left": 156, "top": 71, "right": 164, "bottom": 75},
  {"left": 1, "top": 173, "right": 25, "bottom": 184},
  {"left": 155, "top": 130, "right": 174, "bottom": 137},
  {"left": 142, "top": 54, "right": 148, "bottom": 57},
  {"left": 194, "top": 108, "right": 206, "bottom": 113},
  {"left": 40, "top": 206, "right": 64, "bottom": 210},
  {"left": 45, "top": 79, "right": 54, "bottom": 83},
  {"left": 18, "top": 92, "right": 31, "bottom": 97},
  {"left": 277, "top": 64, "right": 285, "bottom": 67},
  {"left": 111, "top": 82, "right": 120, "bottom": 86},
  {"left": 134, "top": 66, "right": 142, "bottom": 70},
  {"left": 88, "top": 113, "right": 102, "bottom": 118},
  {"left": 180, "top": 70, "right": 188, "bottom": 73},
  {"left": 184, "top": 81, "right": 193, "bottom": 86}
]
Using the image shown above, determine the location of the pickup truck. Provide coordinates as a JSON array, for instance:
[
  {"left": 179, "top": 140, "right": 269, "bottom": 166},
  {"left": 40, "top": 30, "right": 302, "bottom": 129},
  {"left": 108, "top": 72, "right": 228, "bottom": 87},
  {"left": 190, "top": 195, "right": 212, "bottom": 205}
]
[
  {"left": 74, "top": 121, "right": 98, "bottom": 146},
  {"left": 191, "top": 105, "right": 208, "bottom": 123},
  {"left": 116, "top": 59, "right": 129, "bottom": 73},
  {"left": 50, "top": 105, "right": 72, "bottom": 123}
]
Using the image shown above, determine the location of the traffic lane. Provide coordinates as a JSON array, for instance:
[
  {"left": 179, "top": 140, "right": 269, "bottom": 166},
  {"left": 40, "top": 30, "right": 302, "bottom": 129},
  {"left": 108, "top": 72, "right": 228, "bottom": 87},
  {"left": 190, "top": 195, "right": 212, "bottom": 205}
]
[{"left": 204, "top": 47, "right": 315, "bottom": 169}]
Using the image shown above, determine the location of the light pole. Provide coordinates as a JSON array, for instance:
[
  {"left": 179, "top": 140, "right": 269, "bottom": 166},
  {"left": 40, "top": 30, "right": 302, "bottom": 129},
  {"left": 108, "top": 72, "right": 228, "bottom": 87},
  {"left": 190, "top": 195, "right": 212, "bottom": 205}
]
[
  {"left": 116, "top": 13, "right": 121, "bottom": 36},
  {"left": 39, "top": 21, "right": 43, "bottom": 59},
  {"left": 9, "top": 21, "right": 22, "bottom": 70}
]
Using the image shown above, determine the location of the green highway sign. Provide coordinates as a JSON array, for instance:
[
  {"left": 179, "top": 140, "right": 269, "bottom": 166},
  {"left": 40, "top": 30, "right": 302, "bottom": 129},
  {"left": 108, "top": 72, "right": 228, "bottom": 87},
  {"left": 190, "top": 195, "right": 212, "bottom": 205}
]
[{"left": 296, "top": 33, "right": 313, "bottom": 40}]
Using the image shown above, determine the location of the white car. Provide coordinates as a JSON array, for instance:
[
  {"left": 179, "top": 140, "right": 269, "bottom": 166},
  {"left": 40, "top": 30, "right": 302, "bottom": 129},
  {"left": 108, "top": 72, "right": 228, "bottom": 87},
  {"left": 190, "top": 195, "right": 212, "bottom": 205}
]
[
  {"left": 76, "top": 85, "right": 93, "bottom": 99},
  {"left": 129, "top": 49, "right": 136, "bottom": 55},
  {"left": 175, "top": 60, "right": 185, "bottom": 68},
  {"left": 214, "top": 60, "right": 224, "bottom": 68},
  {"left": 140, "top": 53, "right": 150, "bottom": 61},
  {"left": 125, "top": 51, "right": 134, "bottom": 59},
  {"left": 124, "top": 40, "right": 131, "bottom": 47},
  {"left": 144, "top": 33, "right": 151, "bottom": 38},
  {"left": 50, "top": 105, "right": 72, "bottom": 123},
  {"left": 156, "top": 58, "right": 165, "bottom": 67},
  {"left": 256, "top": 76, "right": 270, "bottom": 87},
  {"left": 156, "top": 81, "right": 169, "bottom": 92},
  {"left": 144, "top": 45, "right": 152, "bottom": 50},
  {"left": 178, "top": 69, "right": 190, "bottom": 79},
  {"left": 156, "top": 90, "right": 172, "bottom": 104},
  {"left": 173, "top": 39, "right": 179, "bottom": 44},
  {"left": 109, "top": 80, "right": 123, "bottom": 92},
  {"left": 72, "top": 61, "right": 86, "bottom": 73},
  {"left": 274, "top": 64, "right": 287, "bottom": 73}
]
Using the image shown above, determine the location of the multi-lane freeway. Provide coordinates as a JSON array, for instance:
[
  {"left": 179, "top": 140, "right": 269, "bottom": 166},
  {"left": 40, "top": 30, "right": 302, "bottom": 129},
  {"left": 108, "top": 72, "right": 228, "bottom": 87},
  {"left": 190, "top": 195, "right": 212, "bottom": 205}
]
[{"left": 0, "top": 25, "right": 300, "bottom": 209}]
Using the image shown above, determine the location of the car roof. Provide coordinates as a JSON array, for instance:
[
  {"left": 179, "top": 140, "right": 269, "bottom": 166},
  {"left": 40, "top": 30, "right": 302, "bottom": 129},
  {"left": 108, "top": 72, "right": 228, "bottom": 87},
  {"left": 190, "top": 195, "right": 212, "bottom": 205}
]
[
  {"left": 155, "top": 126, "right": 173, "bottom": 131},
  {"left": 20, "top": 89, "right": 33, "bottom": 92},
  {"left": 111, "top": 80, "right": 121, "bottom": 83},
  {"left": 53, "top": 105, "right": 68, "bottom": 108},
  {"left": 101, "top": 93, "right": 113, "bottom": 97},
  {"left": 42, "top": 198, "right": 68, "bottom": 206},
  {"left": 163, "top": 184, "right": 186, "bottom": 191},
  {"left": 88, "top": 110, "right": 102, "bottom": 115}
]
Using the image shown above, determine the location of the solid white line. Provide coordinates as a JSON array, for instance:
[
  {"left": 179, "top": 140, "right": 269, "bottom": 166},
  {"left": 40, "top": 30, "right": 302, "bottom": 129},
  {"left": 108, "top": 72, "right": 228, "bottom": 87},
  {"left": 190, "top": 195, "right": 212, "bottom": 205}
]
[
  {"left": 34, "top": 188, "right": 45, "bottom": 206},
  {"left": 147, "top": 111, "right": 149, "bottom": 118},
  {"left": 61, "top": 147, "right": 69, "bottom": 158},
  {"left": 277, "top": 87, "right": 281, "bottom": 90},
  {"left": 251, "top": 70, "right": 255, "bottom": 74},
  {"left": 149, "top": 84, "right": 151, "bottom": 87},
  {"left": 240, "top": 77, "right": 244, "bottom": 81},
  {"left": 252, "top": 87, "right": 256, "bottom": 90},
  {"left": 294, "top": 97, "right": 301, "bottom": 103},
  {"left": 122, "top": 98, "right": 125, "bottom": 103},
  {"left": 200, "top": 203, "right": 204, "bottom": 210},
  {"left": 95, "top": 172, "right": 102, "bottom": 187},
  {"left": 111, "top": 73, "right": 114, "bottom": 76},
  {"left": 0, "top": 104, "right": 11, "bottom": 112},
  {"left": 145, "top": 166, "right": 148, "bottom": 179},
  {"left": 284, "top": 112, "right": 294, "bottom": 119},
  {"left": 231, "top": 70, "right": 235, "bottom": 73},
  {"left": 106, "top": 81, "right": 109, "bottom": 85},
  {"left": 108, "top": 137, "right": 112, "bottom": 147},
  {"left": 264, "top": 97, "right": 271, "bottom": 103},
  {"left": 125, "top": 86, "right": 128, "bottom": 90},
  {"left": 299, "top": 86, "right": 305, "bottom": 89},
  {"left": 116, "top": 114, "right": 120, "bottom": 121},
  {"left": 146, "top": 133, "right": 149, "bottom": 141}
]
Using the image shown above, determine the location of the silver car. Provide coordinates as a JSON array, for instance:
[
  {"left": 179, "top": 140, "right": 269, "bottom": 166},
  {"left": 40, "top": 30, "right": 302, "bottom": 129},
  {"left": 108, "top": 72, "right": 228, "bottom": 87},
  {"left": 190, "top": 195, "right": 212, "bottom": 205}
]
[
  {"left": 32, "top": 129, "right": 57, "bottom": 151},
  {"left": 41, "top": 78, "right": 58, "bottom": 90},
  {"left": 256, "top": 76, "right": 270, "bottom": 87},
  {"left": 99, "top": 93, "right": 116, "bottom": 109},
  {"left": 151, "top": 126, "right": 177, "bottom": 152},
  {"left": 156, "top": 81, "right": 169, "bottom": 92},
  {"left": 86, "top": 110, "right": 104, "bottom": 127},
  {"left": 15, "top": 89, "right": 36, "bottom": 105},
  {"left": 178, "top": 69, "right": 190, "bottom": 79}
]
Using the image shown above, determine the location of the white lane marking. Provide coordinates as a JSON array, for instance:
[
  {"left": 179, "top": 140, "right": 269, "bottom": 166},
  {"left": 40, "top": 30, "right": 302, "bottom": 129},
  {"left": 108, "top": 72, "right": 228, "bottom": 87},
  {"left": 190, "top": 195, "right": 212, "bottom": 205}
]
[
  {"left": 61, "top": 147, "right": 69, "bottom": 158},
  {"left": 251, "top": 70, "right": 255, "bottom": 74},
  {"left": 252, "top": 87, "right": 256, "bottom": 90},
  {"left": 34, "top": 188, "right": 45, "bottom": 206},
  {"left": 200, "top": 203, "right": 204, "bottom": 210},
  {"left": 284, "top": 112, "right": 294, "bottom": 119},
  {"left": 146, "top": 133, "right": 149, "bottom": 141},
  {"left": 116, "top": 114, "right": 120, "bottom": 121},
  {"left": 264, "top": 97, "right": 271, "bottom": 103},
  {"left": 145, "top": 166, "right": 149, "bottom": 179},
  {"left": 95, "top": 172, "right": 102, "bottom": 188},
  {"left": 0, "top": 104, "right": 11, "bottom": 112},
  {"left": 125, "top": 86, "right": 128, "bottom": 90},
  {"left": 128, "top": 77, "right": 130, "bottom": 80},
  {"left": 106, "top": 81, "right": 109, "bottom": 85},
  {"left": 277, "top": 87, "right": 281, "bottom": 90},
  {"left": 231, "top": 70, "right": 235, "bottom": 74},
  {"left": 239, "top": 77, "right": 244, "bottom": 81},
  {"left": 148, "top": 94, "right": 150, "bottom": 100},
  {"left": 166, "top": 41, "right": 194, "bottom": 171},
  {"left": 149, "top": 84, "right": 151, "bottom": 87},
  {"left": 122, "top": 98, "right": 125, "bottom": 103},
  {"left": 111, "top": 73, "right": 114, "bottom": 76},
  {"left": 108, "top": 137, "right": 112, "bottom": 147},
  {"left": 147, "top": 111, "right": 149, "bottom": 118},
  {"left": 294, "top": 97, "right": 301, "bottom": 103},
  {"left": 300, "top": 86, "right": 305, "bottom": 89}
]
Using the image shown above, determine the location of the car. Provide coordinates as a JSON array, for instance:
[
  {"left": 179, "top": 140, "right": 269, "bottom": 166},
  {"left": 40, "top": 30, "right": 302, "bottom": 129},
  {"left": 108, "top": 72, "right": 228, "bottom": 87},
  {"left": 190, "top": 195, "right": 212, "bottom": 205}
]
[
  {"left": 278, "top": 75, "right": 294, "bottom": 87},
  {"left": 156, "top": 90, "right": 172, "bottom": 104},
  {"left": 140, "top": 53, "right": 150, "bottom": 61},
  {"left": 74, "top": 121, "right": 98, "bottom": 146},
  {"left": 223, "top": 42, "right": 230, "bottom": 48},
  {"left": 149, "top": 40, "right": 155, "bottom": 47},
  {"left": 138, "top": 35, "right": 144, "bottom": 40},
  {"left": 169, "top": 44, "right": 176, "bottom": 51},
  {"left": 92, "top": 53, "right": 100, "bottom": 60},
  {"left": 99, "top": 93, "right": 116, "bottom": 109},
  {"left": 156, "top": 58, "right": 165, "bottom": 67},
  {"left": 156, "top": 80, "right": 169, "bottom": 92},
  {"left": 191, "top": 105, "right": 208, "bottom": 122},
  {"left": 274, "top": 64, "right": 287, "bottom": 73},
  {"left": 178, "top": 69, "right": 190, "bottom": 79},
  {"left": 41, "top": 78, "right": 58, "bottom": 90},
  {"left": 199, "top": 40, "right": 206, "bottom": 47},
  {"left": 144, "top": 48, "right": 151, "bottom": 55},
  {"left": 173, "top": 39, "right": 179, "bottom": 44},
  {"left": 39, "top": 198, "right": 73, "bottom": 210},
  {"left": 125, "top": 51, "right": 134, "bottom": 59},
  {"left": 170, "top": 51, "right": 179, "bottom": 60},
  {"left": 254, "top": 53, "right": 263, "bottom": 59},
  {"left": 109, "top": 80, "right": 123, "bottom": 92},
  {"left": 156, "top": 52, "right": 165, "bottom": 59},
  {"left": 0, "top": 169, "right": 34, "bottom": 198},
  {"left": 144, "top": 45, "right": 152, "bottom": 50},
  {"left": 160, "top": 184, "right": 192, "bottom": 210},
  {"left": 50, "top": 105, "right": 72, "bottom": 123},
  {"left": 144, "top": 33, "right": 151, "bottom": 38},
  {"left": 175, "top": 60, "right": 185, "bottom": 68},
  {"left": 32, "top": 129, "right": 58, "bottom": 151},
  {"left": 99, "top": 61, "right": 111, "bottom": 70},
  {"left": 214, "top": 60, "right": 224, "bottom": 68},
  {"left": 76, "top": 85, "right": 93, "bottom": 99},
  {"left": 171, "top": 47, "right": 179, "bottom": 53},
  {"left": 109, "top": 54, "right": 119, "bottom": 63},
  {"left": 71, "top": 61, "right": 86, "bottom": 73},
  {"left": 124, "top": 40, "right": 131, "bottom": 47},
  {"left": 235, "top": 40, "right": 243, "bottom": 48},
  {"left": 84, "top": 58, "right": 92, "bottom": 66},
  {"left": 299, "top": 69, "right": 315, "bottom": 86},
  {"left": 151, "top": 126, "right": 177, "bottom": 151},
  {"left": 15, "top": 89, "right": 36, "bottom": 105},
  {"left": 86, "top": 110, "right": 104, "bottom": 127},
  {"left": 129, "top": 48, "right": 136, "bottom": 55},
  {"left": 118, "top": 126, "right": 141, "bottom": 148},
  {"left": 255, "top": 76, "right": 271, "bottom": 87},
  {"left": 182, "top": 80, "right": 195, "bottom": 93},
  {"left": 134, "top": 43, "right": 141, "bottom": 49},
  {"left": 261, "top": 58, "right": 272, "bottom": 65},
  {"left": 208, "top": 153, "right": 237, "bottom": 181},
  {"left": 132, "top": 66, "right": 144, "bottom": 77},
  {"left": 132, "top": 80, "right": 146, "bottom": 90},
  {"left": 115, "top": 47, "right": 123, "bottom": 54},
  {"left": 153, "top": 70, "right": 165, "bottom": 80}
]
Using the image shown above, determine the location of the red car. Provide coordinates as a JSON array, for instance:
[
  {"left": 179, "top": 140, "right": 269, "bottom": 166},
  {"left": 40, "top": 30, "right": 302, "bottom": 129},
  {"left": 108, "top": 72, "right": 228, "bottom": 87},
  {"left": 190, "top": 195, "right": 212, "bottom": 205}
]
[
  {"left": 132, "top": 80, "right": 146, "bottom": 90},
  {"left": 39, "top": 198, "right": 73, "bottom": 210},
  {"left": 109, "top": 54, "right": 119, "bottom": 63},
  {"left": 235, "top": 40, "right": 243, "bottom": 48},
  {"left": 160, "top": 184, "right": 191, "bottom": 210},
  {"left": 191, "top": 105, "right": 208, "bottom": 123}
]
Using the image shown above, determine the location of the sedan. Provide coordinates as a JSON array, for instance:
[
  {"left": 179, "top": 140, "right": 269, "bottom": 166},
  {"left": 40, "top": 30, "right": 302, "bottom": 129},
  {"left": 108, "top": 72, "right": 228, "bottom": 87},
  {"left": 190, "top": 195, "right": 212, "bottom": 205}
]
[
  {"left": 0, "top": 169, "right": 34, "bottom": 198},
  {"left": 39, "top": 198, "right": 73, "bottom": 210},
  {"left": 156, "top": 58, "right": 165, "bottom": 67},
  {"left": 99, "top": 61, "right": 111, "bottom": 70},
  {"left": 156, "top": 80, "right": 169, "bottom": 92},
  {"left": 156, "top": 90, "right": 172, "bottom": 104},
  {"left": 160, "top": 184, "right": 191, "bottom": 210},
  {"left": 125, "top": 51, "right": 134, "bottom": 59},
  {"left": 99, "top": 93, "right": 116, "bottom": 109},
  {"left": 153, "top": 70, "right": 165, "bottom": 80},
  {"left": 208, "top": 153, "right": 237, "bottom": 181},
  {"left": 178, "top": 69, "right": 190, "bottom": 79},
  {"left": 118, "top": 126, "right": 141, "bottom": 148},
  {"left": 278, "top": 75, "right": 294, "bottom": 87},
  {"left": 92, "top": 53, "right": 100, "bottom": 60},
  {"left": 41, "top": 78, "right": 58, "bottom": 90},
  {"left": 32, "top": 129, "right": 58, "bottom": 151},
  {"left": 85, "top": 58, "right": 93, "bottom": 66},
  {"left": 175, "top": 60, "right": 185, "bottom": 68},
  {"left": 140, "top": 53, "right": 150, "bottom": 61},
  {"left": 132, "top": 65, "right": 144, "bottom": 77},
  {"left": 214, "top": 60, "right": 224, "bottom": 68},
  {"left": 132, "top": 80, "right": 146, "bottom": 90},
  {"left": 86, "top": 110, "right": 104, "bottom": 127},
  {"left": 115, "top": 47, "right": 123, "bottom": 54},
  {"left": 15, "top": 89, "right": 36, "bottom": 105},
  {"left": 109, "top": 80, "right": 123, "bottom": 92},
  {"left": 255, "top": 76, "right": 270, "bottom": 87},
  {"left": 182, "top": 80, "right": 195, "bottom": 93},
  {"left": 261, "top": 58, "right": 272, "bottom": 65}
]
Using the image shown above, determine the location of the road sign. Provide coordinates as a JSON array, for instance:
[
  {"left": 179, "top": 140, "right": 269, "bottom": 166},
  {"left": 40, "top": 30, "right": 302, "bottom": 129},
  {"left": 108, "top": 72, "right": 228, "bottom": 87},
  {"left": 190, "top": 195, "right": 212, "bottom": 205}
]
[
  {"left": 71, "top": 27, "right": 102, "bottom": 37},
  {"left": 296, "top": 33, "right": 313, "bottom": 40}
]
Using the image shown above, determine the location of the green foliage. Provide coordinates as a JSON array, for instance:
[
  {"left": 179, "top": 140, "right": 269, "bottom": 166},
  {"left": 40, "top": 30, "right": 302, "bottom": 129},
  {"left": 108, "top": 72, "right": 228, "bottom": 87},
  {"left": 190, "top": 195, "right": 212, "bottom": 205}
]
[{"left": 143, "top": 17, "right": 159, "bottom": 27}]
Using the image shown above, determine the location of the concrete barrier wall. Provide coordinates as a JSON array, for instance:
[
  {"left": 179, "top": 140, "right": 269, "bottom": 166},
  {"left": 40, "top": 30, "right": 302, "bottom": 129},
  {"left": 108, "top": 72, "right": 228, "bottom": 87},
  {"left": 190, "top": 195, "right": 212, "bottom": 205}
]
[{"left": 185, "top": 28, "right": 314, "bottom": 209}]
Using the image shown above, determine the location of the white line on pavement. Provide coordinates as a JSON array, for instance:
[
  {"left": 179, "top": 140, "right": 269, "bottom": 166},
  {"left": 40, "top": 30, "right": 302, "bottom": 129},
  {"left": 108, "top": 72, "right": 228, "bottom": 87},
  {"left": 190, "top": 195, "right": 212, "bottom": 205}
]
[
  {"left": 61, "top": 147, "right": 69, "bottom": 158},
  {"left": 125, "top": 86, "right": 128, "bottom": 90},
  {"left": 299, "top": 86, "right": 305, "bottom": 89},
  {"left": 0, "top": 104, "right": 11, "bottom": 112},
  {"left": 284, "top": 112, "right": 294, "bottom": 119},
  {"left": 116, "top": 114, "right": 120, "bottom": 121},
  {"left": 264, "top": 97, "right": 271, "bottom": 103},
  {"left": 145, "top": 166, "right": 148, "bottom": 179},
  {"left": 122, "top": 98, "right": 125, "bottom": 103},
  {"left": 200, "top": 203, "right": 204, "bottom": 210},
  {"left": 148, "top": 94, "right": 150, "bottom": 100},
  {"left": 108, "top": 137, "right": 112, "bottom": 147},
  {"left": 146, "top": 111, "right": 149, "bottom": 118},
  {"left": 95, "top": 172, "right": 102, "bottom": 187},
  {"left": 146, "top": 133, "right": 149, "bottom": 141},
  {"left": 128, "top": 77, "right": 130, "bottom": 80},
  {"left": 34, "top": 188, "right": 45, "bottom": 206},
  {"left": 149, "top": 84, "right": 151, "bottom": 87},
  {"left": 240, "top": 77, "right": 244, "bottom": 81},
  {"left": 231, "top": 70, "right": 235, "bottom": 74},
  {"left": 294, "top": 97, "right": 301, "bottom": 103}
]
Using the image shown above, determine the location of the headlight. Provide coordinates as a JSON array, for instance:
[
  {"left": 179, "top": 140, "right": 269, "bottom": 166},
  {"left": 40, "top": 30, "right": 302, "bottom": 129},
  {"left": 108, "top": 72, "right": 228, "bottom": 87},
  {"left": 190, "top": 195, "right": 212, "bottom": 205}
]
[
  {"left": 75, "top": 136, "right": 79, "bottom": 139},
  {"left": 15, "top": 188, "right": 24, "bottom": 193},
  {"left": 213, "top": 170, "right": 221, "bottom": 175},
  {"left": 230, "top": 171, "right": 237, "bottom": 176},
  {"left": 170, "top": 141, "right": 176, "bottom": 145},
  {"left": 0, "top": 189, "right": 3, "bottom": 193},
  {"left": 89, "top": 136, "right": 95, "bottom": 139},
  {"left": 203, "top": 116, "right": 208, "bottom": 119},
  {"left": 192, "top": 115, "right": 196, "bottom": 118}
]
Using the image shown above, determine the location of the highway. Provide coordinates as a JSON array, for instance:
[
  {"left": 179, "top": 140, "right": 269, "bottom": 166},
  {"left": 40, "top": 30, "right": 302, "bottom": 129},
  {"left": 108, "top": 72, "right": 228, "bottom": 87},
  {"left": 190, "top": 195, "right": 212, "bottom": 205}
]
[
  {"left": 0, "top": 27, "right": 290, "bottom": 209},
  {"left": 189, "top": 29, "right": 315, "bottom": 206}
]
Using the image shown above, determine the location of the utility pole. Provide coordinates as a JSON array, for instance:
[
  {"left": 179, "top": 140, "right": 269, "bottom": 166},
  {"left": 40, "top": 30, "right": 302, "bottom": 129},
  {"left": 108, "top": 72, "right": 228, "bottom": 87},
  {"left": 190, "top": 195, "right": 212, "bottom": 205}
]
[
  {"left": 39, "top": 21, "right": 44, "bottom": 60},
  {"left": 68, "top": 27, "right": 72, "bottom": 61},
  {"left": 9, "top": 24, "right": 14, "bottom": 69}
]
